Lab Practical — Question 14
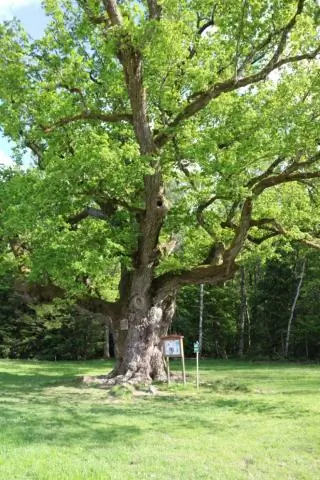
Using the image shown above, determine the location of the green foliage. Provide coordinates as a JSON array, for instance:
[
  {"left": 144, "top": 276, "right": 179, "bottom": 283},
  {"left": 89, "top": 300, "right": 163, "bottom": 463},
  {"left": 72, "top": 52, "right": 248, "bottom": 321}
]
[
  {"left": 0, "top": 0, "right": 319, "bottom": 294},
  {"left": 0, "top": 276, "right": 105, "bottom": 360},
  {"left": 0, "top": 275, "right": 36, "bottom": 358}
]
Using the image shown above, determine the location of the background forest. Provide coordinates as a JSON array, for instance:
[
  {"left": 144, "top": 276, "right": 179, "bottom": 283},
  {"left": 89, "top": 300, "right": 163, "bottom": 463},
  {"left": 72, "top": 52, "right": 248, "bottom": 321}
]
[{"left": 1, "top": 241, "right": 319, "bottom": 361}]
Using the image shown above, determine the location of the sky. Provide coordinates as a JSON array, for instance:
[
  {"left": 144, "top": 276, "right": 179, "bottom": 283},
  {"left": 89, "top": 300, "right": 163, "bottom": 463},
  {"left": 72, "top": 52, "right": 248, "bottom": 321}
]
[{"left": 0, "top": 0, "right": 47, "bottom": 167}]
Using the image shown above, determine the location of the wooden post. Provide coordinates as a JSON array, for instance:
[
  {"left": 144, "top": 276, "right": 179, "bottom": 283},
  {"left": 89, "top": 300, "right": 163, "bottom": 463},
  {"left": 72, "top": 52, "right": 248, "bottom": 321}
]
[
  {"left": 167, "top": 357, "right": 170, "bottom": 385},
  {"left": 180, "top": 338, "right": 186, "bottom": 385}
]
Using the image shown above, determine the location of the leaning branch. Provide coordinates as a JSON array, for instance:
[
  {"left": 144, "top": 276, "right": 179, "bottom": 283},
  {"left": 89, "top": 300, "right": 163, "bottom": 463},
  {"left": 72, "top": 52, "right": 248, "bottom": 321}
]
[
  {"left": 154, "top": 262, "right": 237, "bottom": 301},
  {"left": 224, "top": 198, "right": 252, "bottom": 264},
  {"left": 247, "top": 157, "right": 284, "bottom": 189},
  {"left": 68, "top": 207, "right": 111, "bottom": 226},
  {"left": 196, "top": 195, "right": 220, "bottom": 237},
  {"left": 253, "top": 170, "right": 320, "bottom": 195},
  {"left": 9, "top": 236, "right": 120, "bottom": 317},
  {"left": 41, "top": 111, "right": 133, "bottom": 133}
]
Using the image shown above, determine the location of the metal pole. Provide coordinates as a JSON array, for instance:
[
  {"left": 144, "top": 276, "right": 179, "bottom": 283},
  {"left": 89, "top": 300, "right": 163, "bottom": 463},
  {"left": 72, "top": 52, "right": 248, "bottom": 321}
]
[
  {"left": 199, "top": 284, "right": 204, "bottom": 354},
  {"left": 196, "top": 352, "right": 199, "bottom": 390},
  {"left": 167, "top": 357, "right": 171, "bottom": 385}
]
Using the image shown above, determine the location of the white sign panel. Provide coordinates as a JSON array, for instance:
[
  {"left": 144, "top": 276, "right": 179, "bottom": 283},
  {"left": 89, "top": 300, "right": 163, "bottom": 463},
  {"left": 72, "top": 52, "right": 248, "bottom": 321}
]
[{"left": 163, "top": 339, "right": 181, "bottom": 357}]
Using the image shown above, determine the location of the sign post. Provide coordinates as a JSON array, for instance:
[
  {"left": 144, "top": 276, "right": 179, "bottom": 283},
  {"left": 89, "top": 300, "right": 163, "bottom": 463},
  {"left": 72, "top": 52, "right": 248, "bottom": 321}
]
[
  {"left": 166, "top": 355, "right": 171, "bottom": 385},
  {"left": 161, "top": 335, "right": 186, "bottom": 385},
  {"left": 193, "top": 341, "right": 200, "bottom": 390}
]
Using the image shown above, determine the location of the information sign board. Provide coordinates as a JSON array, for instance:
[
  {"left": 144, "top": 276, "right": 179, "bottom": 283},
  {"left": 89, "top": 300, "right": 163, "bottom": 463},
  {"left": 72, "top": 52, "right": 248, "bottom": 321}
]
[
  {"left": 161, "top": 335, "right": 186, "bottom": 385},
  {"left": 163, "top": 339, "right": 181, "bottom": 357}
]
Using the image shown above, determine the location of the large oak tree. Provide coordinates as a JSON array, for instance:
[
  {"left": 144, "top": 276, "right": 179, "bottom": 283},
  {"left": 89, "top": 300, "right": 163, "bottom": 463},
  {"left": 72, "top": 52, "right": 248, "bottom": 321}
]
[{"left": 0, "top": 0, "right": 319, "bottom": 383}]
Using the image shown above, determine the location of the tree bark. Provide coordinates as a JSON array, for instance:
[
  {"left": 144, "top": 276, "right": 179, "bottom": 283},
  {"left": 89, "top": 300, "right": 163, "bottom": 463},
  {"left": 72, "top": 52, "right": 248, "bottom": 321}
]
[{"left": 105, "top": 293, "right": 176, "bottom": 384}]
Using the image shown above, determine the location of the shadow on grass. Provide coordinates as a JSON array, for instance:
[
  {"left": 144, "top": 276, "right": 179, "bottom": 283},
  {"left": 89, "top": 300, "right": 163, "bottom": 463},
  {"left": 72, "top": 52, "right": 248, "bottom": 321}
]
[
  {"left": 144, "top": 394, "right": 313, "bottom": 419},
  {"left": 0, "top": 402, "right": 142, "bottom": 448},
  {"left": 0, "top": 391, "right": 313, "bottom": 451},
  {"left": 0, "top": 371, "right": 82, "bottom": 397},
  {"left": 0, "top": 359, "right": 114, "bottom": 377},
  {"left": 0, "top": 361, "right": 317, "bottom": 451}
]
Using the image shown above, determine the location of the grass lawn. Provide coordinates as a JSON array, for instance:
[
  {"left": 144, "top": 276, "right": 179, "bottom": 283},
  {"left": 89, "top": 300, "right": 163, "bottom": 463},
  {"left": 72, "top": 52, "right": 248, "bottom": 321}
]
[{"left": 0, "top": 359, "right": 319, "bottom": 480}]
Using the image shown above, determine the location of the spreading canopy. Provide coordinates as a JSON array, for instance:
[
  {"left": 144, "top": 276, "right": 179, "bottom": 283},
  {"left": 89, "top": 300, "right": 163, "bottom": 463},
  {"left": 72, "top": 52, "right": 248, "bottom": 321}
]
[{"left": 0, "top": 0, "right": 319, "bottom": 302}]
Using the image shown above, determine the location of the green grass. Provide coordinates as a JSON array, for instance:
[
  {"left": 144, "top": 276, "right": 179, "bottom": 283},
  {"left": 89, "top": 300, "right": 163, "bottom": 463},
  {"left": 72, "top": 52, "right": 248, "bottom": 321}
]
[{"left": 0, "top": 359, "right": 319, "bottom": 479}]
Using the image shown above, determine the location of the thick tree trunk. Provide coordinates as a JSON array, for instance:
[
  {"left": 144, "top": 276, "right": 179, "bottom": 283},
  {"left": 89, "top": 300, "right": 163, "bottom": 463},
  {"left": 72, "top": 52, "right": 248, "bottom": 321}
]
[{"left": 106, "top": 293, "right": 176, "bottom": 384}]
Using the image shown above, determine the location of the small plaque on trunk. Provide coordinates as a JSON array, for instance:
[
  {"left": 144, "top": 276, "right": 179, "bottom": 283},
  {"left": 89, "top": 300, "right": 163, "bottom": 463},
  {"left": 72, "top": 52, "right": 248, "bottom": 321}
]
[{"left": 120, "top": 318, "right": 128, "bottom": 330}]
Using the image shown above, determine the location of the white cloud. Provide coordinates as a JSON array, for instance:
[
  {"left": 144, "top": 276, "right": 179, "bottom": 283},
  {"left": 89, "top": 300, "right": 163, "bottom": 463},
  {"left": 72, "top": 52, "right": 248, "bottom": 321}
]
[
  {"left": 0, "top": 0, "right": 40, "bottom": 19},
  {"left": 0, "top": 150, "right": 14, "bottom": 167}
]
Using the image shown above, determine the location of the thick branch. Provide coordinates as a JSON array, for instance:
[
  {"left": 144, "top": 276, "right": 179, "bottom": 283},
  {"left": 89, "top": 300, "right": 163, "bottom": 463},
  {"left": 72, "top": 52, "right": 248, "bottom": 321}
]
[
  {"left": 154, "top": 261, "right": 237, "bottom": 301},
  {"left": 247, "top": 157, "right": 284, "bottom": 189},
  {"left": 224, "top": 198, "right": 252, "bottom": 264},
  {"left": 197, "top": 15, "right": 215, "bottom": 36},
  {"left": 15, "top": 278, "right": 119, "bottom": 318},
  {"left": 68, "top": 206, "right": 111, "bottom": 226},
  {"left": 147, "top": 0, "right": 162, "bottom": 20},
  {"left": 154, "top": 2, "right": 318, "bottom": 147},
  {"left": 42, "top": 111, "right": 133, "bottom": 133},
  {"left": 247, "top": 231, "right": 281, "bottom": 245},
  {"left": 10, "top": 236, "right": 119, "bottom": 317},
  {"left": 253, "top": 170, "right": 320, "bottom": 195},
  {"left": 285, "top": 151, "right": 320, "bottom": 174},
  {"left": 195, "top": 195, "right": 219, "bottom": 237},
  {"left": 103, "top": 0, "right": 123, "bottom": 26},
  {"left": 77, "top": 295, "right": 120, "bottom": 318},
  {"left": 250, "top": 218, "right": 285, "bottom": 232}
]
